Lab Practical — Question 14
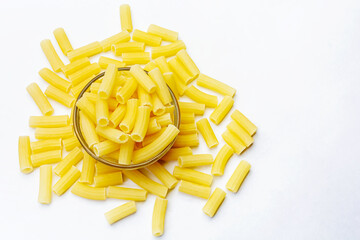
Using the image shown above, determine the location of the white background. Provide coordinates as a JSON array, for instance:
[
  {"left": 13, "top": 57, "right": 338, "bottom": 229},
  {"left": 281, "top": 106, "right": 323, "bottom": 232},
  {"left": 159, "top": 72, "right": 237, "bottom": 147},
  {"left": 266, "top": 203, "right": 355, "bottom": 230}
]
[{"left": 1, "top": 0, "right": 360, "bottom": 239}]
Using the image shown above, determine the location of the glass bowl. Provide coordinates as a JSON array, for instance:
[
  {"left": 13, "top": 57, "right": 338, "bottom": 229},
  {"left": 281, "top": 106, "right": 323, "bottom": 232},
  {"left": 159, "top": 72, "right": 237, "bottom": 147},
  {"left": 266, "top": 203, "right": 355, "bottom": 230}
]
[{"left": 72, "top": 67, "right": 180, "bottom": 170}]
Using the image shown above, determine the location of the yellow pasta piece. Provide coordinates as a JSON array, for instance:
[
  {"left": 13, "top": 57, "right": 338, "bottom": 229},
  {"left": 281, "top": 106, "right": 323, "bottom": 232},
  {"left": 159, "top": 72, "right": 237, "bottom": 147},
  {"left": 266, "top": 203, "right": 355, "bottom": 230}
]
[
  {"left": 180, "top": 112, "right": 195, "bottom": 124},
  {"left": 178, "top": 154, "right": 213, "bottom": 168},
  {"left": 18, "top": 136, "right": 33, "bottom": 174},
  {"left": 131, "top": 106, "right": 151, "bottom": 142},
  {"left": 29, "top": 115, "right": 69, "bottom": 128},
  {"left": 203, "top": 188, "right": 226, "bottom": 217},
  {"left": 38, "top": 68, "right": 71, "bottom": 93},
  {"left": 26, "top": 83, "right": 54, "bottom": 116},
  {"left": 53, "top": 28, "right": 73, "bottom": 56},
  {"left": 227, "top": 120, "right": 254, "bottom": 147},
  {"left": 151, "top": 93, "right": 165, "bottom": 116},
  {"left": 130, "top": 65, "right": 157, "bottom": 93},
  {"left": 96, "top": 126, "right": 128, "bottom": 144},
  {"left": 161, "top": 147, "right": 192, "bottom": 161},
  {"left": 173, "top": 133, "right": 199, "bottom": 148},
  {"left": 67, "top": 41, "right": 103, "bottom": 61},
  {"left": 70, "top": 75, "right": 95, "bottom": 97},
  {"left": 143, "top": 61, "right": 157, "bottom": 72},
  {"left": 35, "top": 126, "right": 73, "bottom": 139},
  {"left": 226, "top": 160, "right": 251, "bottom": 192},
  {"left": 120, "top": 99, "right": 138, "bottom": 133},
  {"left": 45, "top": 85, "right": 75, "bottom": 108},
  {"left": 31, "top": 150, "right": 62, "bottom": 168},
  {"left": 105, "top": 201, "right": 137, "bottom": 224},
  {"left": 132, "top": 124, "right": 180, "bottom": 164},
  {"left": 94, "top": 171, "right": 123, "bottom": 187},
  {"left": 163, "top": 72, "right": 179, "bottom": 99},
  {"left": 173, "top": 166, "right": 213, "bottom": 186},
  {"left": 79, "top": 111, "right": 99, "bottom": 148},
  {"left": 122, "top": 52, "right": 150, "bottom": 65},
  {"left": 137, "top": 86, "right": 152, "bottom": 108},
  {"left": 119, "top": 139, "right": 135, "bottom": 164},
  {"left": 100, "top": 31, "right": 130, "bottom": 52},
  {"left": 95, "top": 162, "right": 121, "bottom": 175},
  {"left": 76, "top": 97, "right": 96, "bottom": 123},
  {"left": 153, "top": 56, "right": 171, "bottom": 73},
  {"left": 146, "top": 118, "right": 161, "bottom": 135},
  {"left": 196, "top": 118, "right": 218, "bottom": 148},
  {"left": 107, "top": 186, "right": 147, "bottom": 201},
  {"left": 79, "top": 153, "right": 96, "bottom": 184},
  {"left": 54, "top": 147, "right": 83, "bottom": 176},
  {"left": 71, "top": 182, "right": 106, "bottom": 200},
  {"left": 173, "top": 73, "right": 187, "bottom": 96},
  {"left": 109, "top": 104, "right": 126, "bottom": 128},
  {"left": 93, "top": 140, "right": 120, "bottom": 157},
  {"left": 68, "top": 63, "right": 101, "bottom": 86},
  {"left": 179, "top": 122, "right": 196, "bottom": 134},
  {"left": 142, "top": 128, "right": 166, "bottom": 147},
  {"left": 152, "top": 197, "right": 168, "bottom": 237},
  {"left": 184, "top": 85, "right": 218, "bottom": 108},
  {"left": 38, "top": 165, "right": 52, "bottom": 204},
  {"left": 31, "top": 139, "right": 62, "bottom": 154},
  {"left": 132, "top": 29, "right": 161, "bottom": 46},
  {"left": 98, "top": 63, "right": 117, "bottom": 100},
  {"left": 116, "top": 75, "right": 138, "bottom": 104},
  {"left": 147, "top": 162, "right": 178, "bottom": 189},
  {"left": 62, "top": 136, "right": 80, "bottom": 152},
  {"left": 210, "top": 96, "right": 234, "bottom": 125},
  {"left": 153, "top": 113, "right": 172, "bottom": 127},
  {"left": 83, "top": 93, "right": 118, "bottom": 111},
  {"left": 149, "top": 68, "right": 172, "bottom": 105},
  {"left": 120, "top": 4, "right": 133, "bottom": 32},
  {"left": 112, "top": 42, "right": 145, "bottom": 56},
  {"left": 40, "top": 39, "right": 64, "bottom": 72},
  {"left": 211, "top": 144, "right": 234, "bottom": 176},
  {"left": 53, "top": 166, "right": 81, "bottom": 196},
  {"left": 61, "top": 58, "right": 91, "bottom": 77},
  {"left": 96, "top": 97, "right": 109, "bottom": 127},
  {"left": 221, "top": 129, "right": 246, "bottom": 155},
  {"left": 123, "top": 170, "right": 168, "bottom": 198},
  {"left": 148, "top": 24, "right": 178, "bottom": 42},
  {"left": 196, "top": 73, "right": 236, "bottom": 97},
  {"left": 179, "top": 101, "right": 205, "bottom": 115},
  {"left": 176, "top": 49, "right": 200, "bottom": 79},
  {"left": 231, "top": 110, "right": 257, "bottom": 136},
  {"left": 98, "top": 56, "right": 126, "bottom": 69},
  {"left": 168, "top": 56, "right": 192, "bottom": 85},
  {"left": 178, "top": 180, "right": 211, "bottom": 199},
  {"left": 151, "top": 40, "right": 186, "bottom": 59}
]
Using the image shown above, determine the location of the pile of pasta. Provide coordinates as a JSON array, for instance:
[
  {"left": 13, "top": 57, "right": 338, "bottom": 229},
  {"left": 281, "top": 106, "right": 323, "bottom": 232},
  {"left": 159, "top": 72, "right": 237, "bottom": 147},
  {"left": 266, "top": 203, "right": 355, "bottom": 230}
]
[{"left": 18, "top": 4, "right": 257, "bottom": 237}]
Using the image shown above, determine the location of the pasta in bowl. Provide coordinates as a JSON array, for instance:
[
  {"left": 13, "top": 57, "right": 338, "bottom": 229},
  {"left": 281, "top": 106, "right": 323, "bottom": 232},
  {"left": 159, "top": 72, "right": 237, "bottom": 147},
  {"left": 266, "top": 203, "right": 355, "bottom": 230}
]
[{"left": 72, "top": 67, "right": 180, "bottom": 170}]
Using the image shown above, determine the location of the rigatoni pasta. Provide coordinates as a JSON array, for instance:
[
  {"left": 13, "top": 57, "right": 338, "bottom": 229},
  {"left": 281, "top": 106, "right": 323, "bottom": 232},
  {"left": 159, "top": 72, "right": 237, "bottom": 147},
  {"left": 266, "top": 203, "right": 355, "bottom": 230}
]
[
  {"left": 226, "top": 160, "right": 251, "bottom": 193},
  {"left": 122, "top": 52, "right": 150, "bottom": 65},
  {"left": 107, "top": 186, "right": 147, "bottom": 201},
  {"left": 149, "top": 68, "right": 172, "bottom": 106},
  {"left": 29, "top": 115, "right": 69, "bottom": 128},
  {"left": 18, "top": 136, "right": 33, "bottom": 174},
  {"left": 196, "top": 118, "right": 218, "bottom": 148},
  {"left": 151, "top": 40, "right": 186, "bottom": 58},
  {"left": 176, "top": 49, "right": 200, "bottom": 80},
  {"left": 45, "top": 85, "right": 75, "bottom": 108},
  {"left": 184, "top": 85, "right": 218, "bottom": 108},
  {"left": 98, "top": 56, "right": 126, "bottom": 69},
  {"left": 211, "top": 144, "right": 234, "bottom": 176},
  {"left": 79, "top": 153, "right": 96, "bottom": 185},
  {"left": 61, "top": 57, "right": 91, "bottom": 77},
  {"left": 94, "top": 171, "right": 123, "bottom": 187},
  {"left": 67, "top": 41, "right": 103, "bottom": 61},
  {"left": 178, "top": 154, "right": 213, "bottom": 168},
  {"left": 105, "top": 201, "right": 137, "bottom": 224},
  {"left": 35, "top": 126, "right": 73, "bottom": 139},
  {"left": 26, "top": 83, "right": 54, "bottom": 116},
  {"left": 31, "top": 138, "right": 62, "bottom": 154},
  {"left": 53, "top": 166, "right": 81, "bottom": 196},
  {"left": 152, "top": 197, "right": 168, "bottom": 237},
  {"left": 133, "top": 29, "right": 161, "bottom": 46},
  {"left": 173, "top": 166, "right": 213, "bottom": 186},
  {"left": 31, "top": 150, "right": 62, "bottom": 168},
  {"left": 147, "top": 162, "right": 178, "bottom": 189},
  {"left": 178, "top": 180, "right": 211, "bottom": 199},
  {"left": 130, "top": 64, "right": 157, "bottom": 93},
  {"left": 100, "top": 31, "right": 130, "bottom": 52},
  {"left": 210, "top": 96, "right": 234, "bottom": 125},
  {"left": 40, "top": 39, "right": 64, "bottom": 72},
  {"left": 38, "top": 68, "right": 71, "bottom": 93},
  {"left": 118, "top": 139, "right": 135, "bottom": 164},
  {"left": 120, "top": 98, "right": 138, "bottom": 133},
  {"left": 231, "top": 110, "right": 257, "bottom": 136},
  {"left": 131, "top": 106, "right": 151, "bottom": 142},
  {"left": 63, "top": 136, "right": 81, "bottom": 151},
  {"left": 120, "top": 4, "right": 133, "bottom": 32},
  {"left": 53, "top": 28, "right": 73, "bottom": 56},
  {"left": 112, "top": 41, "right": 145, "bottom": 55},
  {"left": 38, "top": 165, "right": 52, "bottom": 204},
  {"left": 148, "top": 24, "right": 178, "bottom": 42},
  {"left": 71, "top": 182, "right": 106, "bottom": 200},
  {"left": 54, "top": 147, "right": 83, "bottom": 176},
  {"left": 222, "top": 129, "right": 246, "bottom": 155},
  {"left": 202, "top": 188, "right": 226, "bottom": 217},
  {"left": 98, "top": 64, "right": 117, "bottom": 99},
  {"left": 161, "top": 147, "right": 192, "bottom": 161},
  {"left": 196, "top": 73, "right": 236, "bottom": 97}
]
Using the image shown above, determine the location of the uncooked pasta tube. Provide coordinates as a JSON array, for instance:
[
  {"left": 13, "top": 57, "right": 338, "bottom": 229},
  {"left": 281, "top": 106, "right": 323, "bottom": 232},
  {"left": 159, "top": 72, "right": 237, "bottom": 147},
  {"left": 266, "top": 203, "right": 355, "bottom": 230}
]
[
  {"left": 137, "top": 86, "right": 152, "bottom": 108},
  {"left": 119, "top": 139, "right": 135, "bottom": 164},
  {"left": 130, "top": 64, "right": 157, "bottom": 93},
  {"left": 163, "top": 72, "right": 179, "bottom": 99},
  {"left": 152, "top": 197, "right": 168, "bottom": 237},
  {"left": 222, "top": 129, "right": 246, "bottom": 155},
  {"left": 38, "top": 165, "right": 52, "bottom": 204},
  {"left": 120, "top": 4, "right": 133, "bottom": 32},
  {"left": 29, "top": 115, "right": 69, "bottom": 128},
  {"left": 100, "top": 31, "right": 130, "bottom": 52},
  {"left": 96, "top": 126, "right": 128, "bottom": 144},
  {"left": 45, "top": 85, "right": 75, "bottom": 108},
  {"left": 107, "top": 186, "right": 147, "bottom": 201},
  {"left": 179, "top": 122, "right": 196, "bottom": 135},
  {"left": 148, "top": 68, "right": 172, "bottom": 106},
  {"left": 53, "top": 166, "right": 81, "bottom": 196},
  {"left": 79, "top": 153, "right": 96, "bottom": 185},
  {"left": 116, "top": 75, "right": 138, "bottom": 104},
  {"left": 112, "top": 41, "right": 145, "bottom": 55},
  {"left": 61, "top": 57, "right": 91, "bottom": 77},
  {"left": 96, "top": 97, "right": 109, "bottom": 127},
  {"left": 67, "top": 41, "right": 103, "bottom": 61},
  {"left": 178, "top": 154, "right": 213, "bottom": 168},
  {"left": 202, "top": 188, "right": 226, "bottom": 217},
  {"left": 31, "top": 150, "right": 62, "bottom": 167},
  {"left": 109, "top": 104, "right": 126, "bottom": 128},
  {"left": 148, "top": 24, "right": 178, "bottom": 42},
  {"left": 178, "top": 101, "right": 205, "bottom": 115},
  {"left": 18, "top": 136, "right": 33, "bottom": 174},
  {"left": 68, "top": 63, "right": 100, "bottom": 86},
  {"left": 176, "top": 49, "right": 200, "bottom": 80},
  {"left": 98, "top": 56, "right": 126, "bottom": 69},
  {"left": 226, "top": 160, "right": 251, "bottom": 193},
  {"left": 184, "top": 85, "right": 218, "bottom": 108},
  {"left": 63, "top": 136, "right": 81, "bottom": 151},
  {"left": 161, "top": 147, "right": 192, "bottom": 161},
  {"left": 31, "top": 139, "right": 62, "bottom": 154},
  {"left": 196, "top": 73, "right": 236, "bottom": 97},
  {"left": 132, "top": 29, "right": 161, "bottom": 46},
  {"left": 94, "top": 172, "right": 123, "bottom": 187},
  {"left": 151, "top": 40, "right": 186, "bottom": 58},
  {"left": 105, "top": 201, "right": 137, "bottom": 224},
  {"left": 147, "top": 162, "right": 178, "bottom": 189},
  {"left": 196, "top": 118, "right": 218, "bottom": 148},
  {"left": 173, "top": 166, "right": 213, "bottom": 186},
  {"left": 173, "top": 133, "right": 199, "bottom": 148},
  {"left": 54, "top": 147, "right": 83, "bottom": 176},
  {"left": 231, "top": 110, "right": 257, "bottom": 136},
  {"left": 35, "top": 126, "right": 73, "bottom": 139},
  {"left": 53, "top": 27, "right": 73, "bottom": 56},
  {"left": 180, "top": 112, "right": 195, "bottom": 124},
  {"left": 122, "top": 52, "right": 150, "bottom": 65},
  {"left": 99, "top": 64, "right": 118, "bottom": 100},
  {"left": 168, "top": 56, "right": 192, "bottom": 85},
  {"left": 210, "top": 96, "right": 234, "bottom": 125},
  {"left": 93, "top": 140, "right": 120, "bottom": 156},
  {"left": 38, "top": 68, "right": 71, "bottom": 93},
  {"left": 40, "top": 39, "right": 64, "bottom": 72},
  {"left": 80, "top": 111, "right": 99, "bottom": 148},
  {"left": 151, "top": 93, "right": 165, "bottom": 116},
  {"left": 76, "top": 97, "right": 96, "bottom": 123},
  {"left": 211, "top": 144, "right": 234, "bottom": 176},
  {"left": 178, "top": 180, "right": 211, "bottom": 199},
  {"left": 26, "top": 83, "right": 54, "bottom": 116},
  {"left": 227, "top": 120, "right": 254, "bottom": 147},
  {"left": 120, "top": 99, "right": 138, "bottom": 133},
  {"left": 131, "top": 106, "right": 151, "bottom": 142},
  {"left": 71, "top": 182, "right": 106, "bottom": 200}
]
